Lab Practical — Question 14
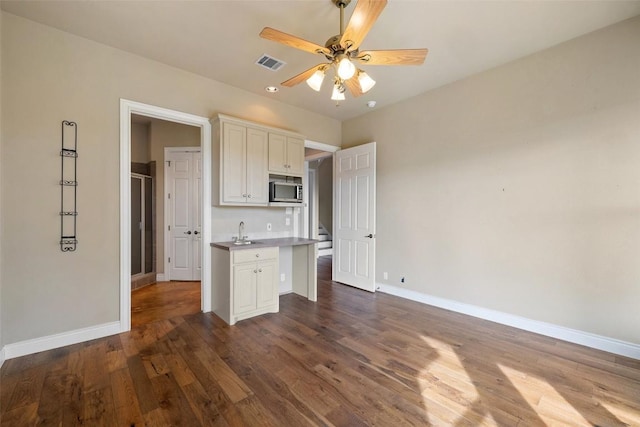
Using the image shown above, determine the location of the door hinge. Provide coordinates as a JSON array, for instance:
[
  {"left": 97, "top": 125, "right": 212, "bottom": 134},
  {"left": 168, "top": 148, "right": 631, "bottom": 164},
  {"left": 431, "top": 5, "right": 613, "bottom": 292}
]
[
  {"left": 168, "top": 225, "right": 171, "bottom": 231},
  {"left": 167, "top": 160, "right": 171, "bottom": 167},
  {"left": 168, "top": 193, "right": 171, "bottom": 199},
  {"left": 168, "top": 257, "right": 171, "bottom": 263}
]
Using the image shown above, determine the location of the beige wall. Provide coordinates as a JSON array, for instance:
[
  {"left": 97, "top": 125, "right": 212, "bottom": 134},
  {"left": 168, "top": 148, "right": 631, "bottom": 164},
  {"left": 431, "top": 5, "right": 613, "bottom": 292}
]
[
  {"left": 343, "top": 16, "right": 640, "bottom": 344},
  {"left": 0, "top": 11, "right": 3, "bottom": 351},
  {"left": 0, "top": 12, "right": 340, "bottom": 345},
  {"left": 130, "top": 121, "right": 150, "bottom": 164},
  {"left": 317, "top": 158, "right": 333, "bottom": 235}
]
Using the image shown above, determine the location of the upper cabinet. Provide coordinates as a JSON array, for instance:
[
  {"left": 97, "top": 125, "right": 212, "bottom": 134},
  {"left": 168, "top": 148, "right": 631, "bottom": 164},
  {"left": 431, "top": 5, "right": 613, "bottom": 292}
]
[
  {"left": 268, "top": 134, "right": 304, "bottom": 176},
  {"left": 212, "top": 114, "right": 305, "bottom": 206}
]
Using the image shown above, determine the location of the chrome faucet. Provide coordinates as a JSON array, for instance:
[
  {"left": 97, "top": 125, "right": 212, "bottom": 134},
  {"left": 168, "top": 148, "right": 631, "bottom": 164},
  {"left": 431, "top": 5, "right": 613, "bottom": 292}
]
[{"left": 238, "top": 221, "right": 245, "bottom": 242}]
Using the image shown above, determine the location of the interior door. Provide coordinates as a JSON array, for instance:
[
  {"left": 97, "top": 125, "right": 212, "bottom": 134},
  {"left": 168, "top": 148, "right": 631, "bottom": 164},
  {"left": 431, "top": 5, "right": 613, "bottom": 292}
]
[
  {"left": 333, "top": 142, "right": 376, "bottom": 292},
  {"left": 168, "top": 150, "right": 201, "bottom": 281}
]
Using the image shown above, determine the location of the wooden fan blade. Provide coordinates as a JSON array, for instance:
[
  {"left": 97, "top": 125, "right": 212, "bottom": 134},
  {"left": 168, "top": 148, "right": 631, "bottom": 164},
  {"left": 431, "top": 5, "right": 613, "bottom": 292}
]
[
  {"left": 260, "top": 27, "right": 330, "bottom": 56},
  {"left": 357, "top": 49, "right": 428, "bottom": 65},
  {"left": 343, "top": 77, "right": 364, "bottom": 97},
  {"left": 281, "top": 64, "right": 327, "bottom": 87},
  {"left": 340, "top": 0, "right": 387, "bottom": 49}
]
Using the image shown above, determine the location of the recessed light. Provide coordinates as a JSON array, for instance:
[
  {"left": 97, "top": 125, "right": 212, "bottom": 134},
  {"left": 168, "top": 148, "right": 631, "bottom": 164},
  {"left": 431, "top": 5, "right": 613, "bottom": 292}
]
[
  {"left": 367, "top": 100, "right": 377, "bottom": 108},
  {"left": 265, "top": 86, "right": 279, "bottom": 93}
]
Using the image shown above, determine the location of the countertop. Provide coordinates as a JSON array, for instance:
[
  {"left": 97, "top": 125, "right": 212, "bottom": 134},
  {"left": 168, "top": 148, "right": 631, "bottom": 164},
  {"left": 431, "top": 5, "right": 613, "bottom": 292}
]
[{"left": 211, "top": 237, "right": 319, "bottom": 251}]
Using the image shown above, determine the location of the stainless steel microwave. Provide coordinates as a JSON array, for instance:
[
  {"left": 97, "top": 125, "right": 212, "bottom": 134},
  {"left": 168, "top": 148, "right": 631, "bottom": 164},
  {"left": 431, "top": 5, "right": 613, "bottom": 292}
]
[{"left": 269, "top": 181, "right": 303, "bottom": 203}]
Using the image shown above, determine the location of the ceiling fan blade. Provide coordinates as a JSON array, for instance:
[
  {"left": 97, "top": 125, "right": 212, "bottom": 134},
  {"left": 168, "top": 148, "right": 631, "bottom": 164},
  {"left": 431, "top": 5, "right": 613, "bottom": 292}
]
[
  {"left": 340, "top": 0, "right": 387, "bottom": 50},
  {"left": 344, "top": 77, "right": 364, "bottom": 98},
  {"left": 357, "top": 49, "right": 428, "bottom": 65},
  {"left": 260, "top": 27, "right": 330, "bottom": 56},
  {"left": 281, "top": 64, "right": 327, "bottom": 87}
]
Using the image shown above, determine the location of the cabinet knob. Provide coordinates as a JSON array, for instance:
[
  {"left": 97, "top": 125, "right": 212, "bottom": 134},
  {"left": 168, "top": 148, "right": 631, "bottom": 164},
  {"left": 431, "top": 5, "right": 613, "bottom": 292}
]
[
  {"left": 184, "top": 231, "right": 192, "bottom": 235},
  {"left": 258, "top": 268, "right": 263, "bottom": 273},
  {"left": 255, "top": 254, "right": 260, "bottom": 258},
  {"left": 242, "top": 193, "right": 247, "bottom": 197},
  {"left": 247, "top": 194, "right": 252, "bottom": 198},
  {"left": 194, "top": 230, "right": 199, "bottom": 235},
  {"left": 254, "top": 269, "right": 257, "bottom": 273}
]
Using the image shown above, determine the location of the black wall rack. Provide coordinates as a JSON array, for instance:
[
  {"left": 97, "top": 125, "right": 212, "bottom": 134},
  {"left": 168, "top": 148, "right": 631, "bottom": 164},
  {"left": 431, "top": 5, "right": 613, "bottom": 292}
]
[{"left": 60, "top": 121, "right": 78, "bottom": 252}]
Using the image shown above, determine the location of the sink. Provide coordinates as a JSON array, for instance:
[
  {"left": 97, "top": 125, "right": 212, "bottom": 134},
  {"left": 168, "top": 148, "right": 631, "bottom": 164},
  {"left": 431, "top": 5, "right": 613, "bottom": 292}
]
[{"left": 233, "top": 240, "right": 261, "bottom": 245}]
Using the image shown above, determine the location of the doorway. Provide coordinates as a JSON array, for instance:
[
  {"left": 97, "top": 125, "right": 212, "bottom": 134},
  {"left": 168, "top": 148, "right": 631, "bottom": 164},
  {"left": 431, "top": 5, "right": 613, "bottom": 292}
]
[
  {"left": 304, "top": 141, "right": 338, "bottom": 257},
  {"left": 120, "top": 99, "right": 212, "bottom": 332}
]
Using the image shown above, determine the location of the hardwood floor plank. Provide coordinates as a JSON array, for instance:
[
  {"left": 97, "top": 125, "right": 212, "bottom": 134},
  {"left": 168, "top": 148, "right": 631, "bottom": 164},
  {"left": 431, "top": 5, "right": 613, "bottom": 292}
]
[
  {"left": 2, "top": 256, "right": 639, "bottom": 426},
  {"left": 110, "top": 367, "right": 145, "bottom": 427}
]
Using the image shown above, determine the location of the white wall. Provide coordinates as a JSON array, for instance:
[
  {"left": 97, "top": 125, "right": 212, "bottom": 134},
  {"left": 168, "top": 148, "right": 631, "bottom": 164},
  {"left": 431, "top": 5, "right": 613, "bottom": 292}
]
[
  {"left": 0, "top": 12, "right": 340, "bottom": 346},
  {"left": 343, "top": 16, "right": 640, "bottom": 345}
]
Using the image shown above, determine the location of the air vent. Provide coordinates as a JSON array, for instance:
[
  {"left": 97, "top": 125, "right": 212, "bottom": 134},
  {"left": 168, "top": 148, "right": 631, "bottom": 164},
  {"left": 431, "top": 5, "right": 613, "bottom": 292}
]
[{"left": 255, "top": 54, "right": 286, "bottom": 71}]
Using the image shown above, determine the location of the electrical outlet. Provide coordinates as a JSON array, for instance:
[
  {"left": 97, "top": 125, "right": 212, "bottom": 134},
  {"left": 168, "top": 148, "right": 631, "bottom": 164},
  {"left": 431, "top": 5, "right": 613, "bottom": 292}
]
[
  {"left": 280, "top": 273, "right": 286, "bottom": 282},
  {"left": 401, "top": 277, "right": 405, "bottom": 283},
  {"left": 383, "top": 272, "right": 388, "bottom": 280},
  {"left": 267, "top": 223, "right": 272, "bottom": 231}
]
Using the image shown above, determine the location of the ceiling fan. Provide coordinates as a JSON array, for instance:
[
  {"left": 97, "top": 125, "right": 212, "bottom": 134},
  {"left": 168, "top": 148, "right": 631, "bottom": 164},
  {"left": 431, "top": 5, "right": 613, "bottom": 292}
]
[{"left": 259, "top": 0, "right": 428, "bottom": 102}]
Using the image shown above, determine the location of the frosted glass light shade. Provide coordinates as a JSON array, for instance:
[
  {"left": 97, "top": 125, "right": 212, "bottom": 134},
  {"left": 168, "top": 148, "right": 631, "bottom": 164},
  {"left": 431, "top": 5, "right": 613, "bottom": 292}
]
[
  {"left": 331, "top": 83, "right": 346, "bottom": 101},
  {"left": 306, "top": 69, "right": 325, "bottom": 91},
  {"left": 358, "top": 71, "right": 376, "bottom": 93},
  {"left": 337, "top": 56, "right": 356, "bottom": 80}
]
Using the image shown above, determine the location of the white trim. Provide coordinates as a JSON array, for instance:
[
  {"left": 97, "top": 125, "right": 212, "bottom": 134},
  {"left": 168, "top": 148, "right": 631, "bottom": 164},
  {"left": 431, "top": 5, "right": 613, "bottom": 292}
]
[
  {"left": 0, "top": 346, "right": 5, "bottom": 368},
  {"left": 120, "top": 99, "right": 212, "bottom": 335},
  {"left": 305, "top": 139, "right": 339, "bottom": 153},
  {"left": 3, "top": 322, "right": 121, "bottom": 360},
  {"left": 378, "top": 283, "right": 640, "bottom": 360},
  {"left": 156, "top": 273, "right": 167, "bottom": 282}
]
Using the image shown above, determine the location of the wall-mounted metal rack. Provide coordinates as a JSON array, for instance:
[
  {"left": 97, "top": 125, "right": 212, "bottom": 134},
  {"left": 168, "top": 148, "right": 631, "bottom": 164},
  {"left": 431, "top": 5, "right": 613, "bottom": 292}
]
[{"left": 60, "top": 120, "right": 78, "bottom": 252}]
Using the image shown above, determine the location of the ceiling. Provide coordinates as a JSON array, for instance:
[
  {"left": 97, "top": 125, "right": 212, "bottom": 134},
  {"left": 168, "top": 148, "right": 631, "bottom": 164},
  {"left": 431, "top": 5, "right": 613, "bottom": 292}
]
[{"left": 2, "top": 1, "right": 639, "bottom": 121}]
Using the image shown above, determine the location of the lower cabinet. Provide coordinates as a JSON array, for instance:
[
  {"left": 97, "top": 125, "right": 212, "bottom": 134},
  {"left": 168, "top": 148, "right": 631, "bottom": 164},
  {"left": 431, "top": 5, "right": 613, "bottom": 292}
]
[{"left": 211, "top": 246, "right": 279, "bottom": 325}]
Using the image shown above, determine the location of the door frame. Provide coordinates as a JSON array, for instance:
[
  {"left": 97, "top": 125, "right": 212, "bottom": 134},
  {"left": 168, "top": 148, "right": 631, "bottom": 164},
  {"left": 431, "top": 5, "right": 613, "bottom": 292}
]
[
  {"left": 120, "top": 99, "right": 212, "bottom": 333},
  {"left": 164, "top": 147, "right": 202, "bottom": 281}
]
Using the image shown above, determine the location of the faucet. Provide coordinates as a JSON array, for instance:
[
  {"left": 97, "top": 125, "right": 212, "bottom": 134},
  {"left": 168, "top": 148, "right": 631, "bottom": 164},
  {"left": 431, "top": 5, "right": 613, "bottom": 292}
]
[{"left": 238, "top": 221, "right": 245, "bottom": 242}]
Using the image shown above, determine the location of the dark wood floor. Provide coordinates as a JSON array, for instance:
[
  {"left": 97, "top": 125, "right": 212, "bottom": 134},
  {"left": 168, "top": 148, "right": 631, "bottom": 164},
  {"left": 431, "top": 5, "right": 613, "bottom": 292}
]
[
  {"left": 131, "top": 280, "right": 201, "bottom": 328},
  {"left": 2, "top": 256, "right": 639, "bottom": 426}
]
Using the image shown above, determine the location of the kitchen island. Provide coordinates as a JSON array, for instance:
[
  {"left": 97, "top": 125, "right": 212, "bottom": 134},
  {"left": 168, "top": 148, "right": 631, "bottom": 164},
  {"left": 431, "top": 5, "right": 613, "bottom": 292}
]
[{"left": 210, "top": 238, "right": 318, "bottom": 325}]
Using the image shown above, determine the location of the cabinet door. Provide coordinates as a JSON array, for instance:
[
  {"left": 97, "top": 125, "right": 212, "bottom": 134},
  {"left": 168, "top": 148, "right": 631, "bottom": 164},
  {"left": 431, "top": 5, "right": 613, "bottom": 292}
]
[
  {"left": 268, "top": 133, "right": 287, "bottom": 174},
  {"left": 222, "top": 123, "right": 247, "bottom": 204},
  {"left": 246, "top": 128, "right": 269, "bottom": 204},
  {"left": 256, "top": 260, "right": 278, "bottom": 309},
  {"left": 286, "top": 137, "right": 305, "bottom": 176},
  {"left": 233, "top": 263, "right": 257, "bottom": 314}
]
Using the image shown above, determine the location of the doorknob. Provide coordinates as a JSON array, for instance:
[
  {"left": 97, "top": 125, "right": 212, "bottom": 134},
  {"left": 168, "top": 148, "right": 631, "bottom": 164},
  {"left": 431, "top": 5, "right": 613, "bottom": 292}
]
[
  {"left": 194, "top": 230, "right": 199, "bottom": 235},
  {"left": 365, "top": 233, "right": 374, "bottom": 238},
  {"left": 184, "top": 231, "right": 192, "bottom": 235}
]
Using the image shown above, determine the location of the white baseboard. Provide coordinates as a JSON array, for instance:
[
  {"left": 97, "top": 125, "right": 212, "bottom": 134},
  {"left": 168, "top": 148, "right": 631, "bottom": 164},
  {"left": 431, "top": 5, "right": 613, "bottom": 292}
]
[
  {"left": 0, "top": 346, "right": 5, "bottom": 368},
  {"left": 377, "top": 283, "right": 640, "bottom": 360},
  {"left": 156, "top": 273, "right": 167, "bottom": 282},
  {"left": 3, "top": 321, "right": 122, "bottom": 361}
]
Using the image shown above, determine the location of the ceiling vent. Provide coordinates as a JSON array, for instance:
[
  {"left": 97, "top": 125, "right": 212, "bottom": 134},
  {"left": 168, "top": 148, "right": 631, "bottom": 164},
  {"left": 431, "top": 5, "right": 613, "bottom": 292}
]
[{"left": 255, "top": 54, "right": 286, "bottom": 72}]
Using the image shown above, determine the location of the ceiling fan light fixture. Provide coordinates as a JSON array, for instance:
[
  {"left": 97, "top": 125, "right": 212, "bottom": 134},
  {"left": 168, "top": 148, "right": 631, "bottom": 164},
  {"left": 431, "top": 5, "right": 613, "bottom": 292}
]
[
  {"left": 331, "top": 82, "right": 346, "bottom": 101},
  {"left": 306, "top": 69, "right": 326, "bottom": 91},
  {"left": 336, "top": 54, "right": 356, "bottom": 80},
  {"left": 357, "top": 70, "right": 376, "bottom": 93}
]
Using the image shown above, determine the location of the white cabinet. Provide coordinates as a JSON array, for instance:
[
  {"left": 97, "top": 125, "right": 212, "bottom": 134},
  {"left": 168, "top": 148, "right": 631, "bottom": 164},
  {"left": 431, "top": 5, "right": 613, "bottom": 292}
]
[
  {"left": 212, "top": 114, "right": 305, "bottom": 206},
  {"left": 268, "top": 134, "right": 304, "bottom": 176},
  {"left": 219, "top": 122, "right": 268, "bottom": 205},
  {"left": 212, "top": 246, "right": 279, "bottom": 325}
]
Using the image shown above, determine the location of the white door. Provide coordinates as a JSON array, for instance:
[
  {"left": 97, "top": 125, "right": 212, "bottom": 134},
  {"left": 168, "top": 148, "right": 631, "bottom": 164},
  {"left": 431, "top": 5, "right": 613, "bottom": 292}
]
[
  {"left": 167, "top": 150, "right": 201, "bottom": 281},
  {"left": 333, "top": 142, "right": 376, "bottom": 292}
]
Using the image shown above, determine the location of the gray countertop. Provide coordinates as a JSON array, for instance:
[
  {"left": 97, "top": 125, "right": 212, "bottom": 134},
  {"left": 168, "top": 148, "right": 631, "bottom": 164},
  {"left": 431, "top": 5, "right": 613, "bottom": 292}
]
[{"left": 211, "top": 237, "right": 319, "bottom": 251}]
